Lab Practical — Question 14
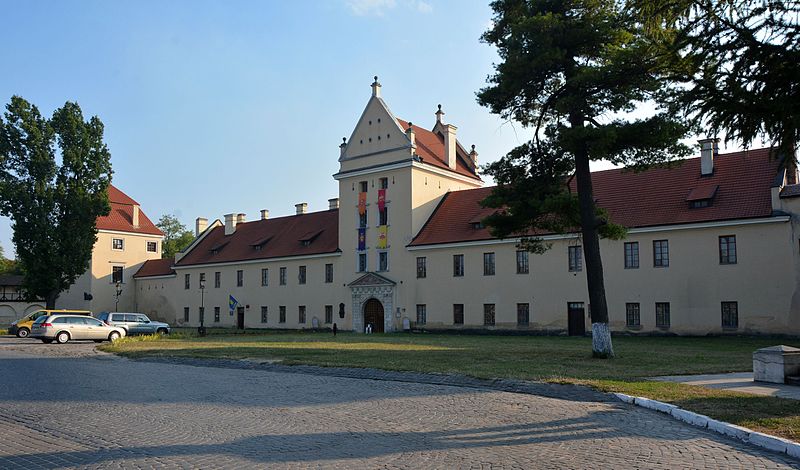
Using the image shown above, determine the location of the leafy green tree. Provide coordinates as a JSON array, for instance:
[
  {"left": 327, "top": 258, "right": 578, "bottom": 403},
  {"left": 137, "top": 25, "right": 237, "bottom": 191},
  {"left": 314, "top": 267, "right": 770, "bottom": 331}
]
[
  {"left": 0, "top": 244, "right": 21, "bottom": 276},
  {"left": 0, "top": 96, "right": 112, "bottom": 308},
  {"left": 478, "top": 0, "right": 691, "bottom": 357},
  {"left": 157, "top": 214, "right": 195, "bottom": 259},
  {"left": 631, "top": 0, "right": 799, "bottom": 164}
]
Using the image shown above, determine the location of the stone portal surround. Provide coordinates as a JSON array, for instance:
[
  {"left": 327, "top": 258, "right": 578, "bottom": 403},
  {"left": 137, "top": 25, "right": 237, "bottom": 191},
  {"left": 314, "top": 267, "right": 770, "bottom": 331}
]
[{"left": 351, "top": 285, "right": 394, "bottom": 333}]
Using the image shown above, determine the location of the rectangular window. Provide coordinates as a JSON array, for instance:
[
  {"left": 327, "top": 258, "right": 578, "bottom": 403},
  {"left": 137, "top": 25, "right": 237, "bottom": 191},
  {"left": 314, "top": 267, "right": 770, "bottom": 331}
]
[
  {"left": 719, "top": 235, "right": 737, "bottom": 264},
  {"left": 416, "top": 257, "right": 427, "bottom": 278},
  {"left": 279, "top": 267, "right": 287, "bottom": 285},
  {"left": 453, "top": 304, "right": 464, "bottom": 325},
  {"left": 183, "top": 307, "right": 190, "bottom": 322},
  {"left": 379, "top": 208, "right": 388, "bottom": 225},
  {"left": 261, "top": 306, "right": 268, "bottom": 323},
  {"left": 568, "top": 246, "right": 582, "bottom": 272},
  {"left": 146, "top": 241, "right": 157, "bottom": 252},
  {"left": 277, "top": 306, "right": 286, "bottom": 323},
  {"left": 184, "top": 273, "right": 190, "bottom": 290},
  {"left": 325, "top": 305, "right": 333, "bottom": 324},
  {"left": 298, "top": 305, "right": 306, "bottom": 324},
  {"left": 416, "top": 304, "right": 426, "bottom": 325},
  {"left": 516, "top": 250, "right": 529, "bottom": 274},
  {"left": 112, "top": 266, "right": 123, "bottom": 284},
  {"left": 483, "top": 252, "right": 495, "bottom": 276},
  {"left": 656, "top": 302, "right": 671, "bottom": 328},
  {"left": 112, "top": 238, "right": 124, "bottom": 250},
  {"left": 722, "top": 301, "right": 738, "bottom": 329},
  {"left": 261, "top": 268, "right": 269, "bottom": 286},
  {"left": 483, "top": 304, "right": 496, "bottom": 326},
  {"left": 325, "top": 264, "right": 334, "bottom": 283},
  {"left": 517, "top": 303, "right": 530, "bottom": 326},
  {"left": 214, "top": 271, "right": 221, "bottom": 288},
  {"left": 359, "top": 181, "right": 368, "bottom": 192},
  {"left": 624, "top": 242, "right": 639, "bottom": 269},
  {"left": 199, "top": 272, "right": 206, "bottom": 288},
  {"left": 298, "top": 266, "right": 307, "bottom": 284},
  {"left": 358, "top": 253, "right": 367, "bottom": 272},
  {"left": 453, "top": 254, "right": 464, "bottom": 277},
  {"left": 378, "top": 252, "right": 388, "bottom": 271},
  {"left": 236, "top": 270, "right": 244, "bottom": 287},
  {"left": 379, "top": 177, "right": 388, "bottom": 189},
  {"left": 653, "top": 240, "right": 670, "bottom": 267},
  {"left": 626, "top": 303, "right": 641, "bottom": 327},
  {"left": 214, "top": 306, "right": 220, "bottom": 323}
]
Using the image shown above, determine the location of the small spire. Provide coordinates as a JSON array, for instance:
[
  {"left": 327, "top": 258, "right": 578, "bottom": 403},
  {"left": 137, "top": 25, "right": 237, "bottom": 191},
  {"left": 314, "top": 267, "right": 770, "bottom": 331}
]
[
  {"left": 470, "top": 144, "right": 478, "bottom": 164},
  {"left": 371, "top": 76, "right": 382, "bottom": 98},
  {"left": 435, "top": 104, "right": 445, "bottom": 123},
  {"left": 340, "top": 137, "right": 347, "bottom": 147}
]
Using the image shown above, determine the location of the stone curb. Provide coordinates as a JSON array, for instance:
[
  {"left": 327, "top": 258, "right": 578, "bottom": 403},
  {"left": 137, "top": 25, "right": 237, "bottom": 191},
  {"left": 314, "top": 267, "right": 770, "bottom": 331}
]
[{"left": 613, "top": 392, "right": 800, "bottom": 460}]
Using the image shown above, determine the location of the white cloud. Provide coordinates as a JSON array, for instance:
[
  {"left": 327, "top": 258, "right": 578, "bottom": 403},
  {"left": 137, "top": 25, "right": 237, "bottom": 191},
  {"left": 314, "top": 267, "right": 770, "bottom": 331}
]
[
  {"left": 416, "top": 1, "right": 433, "bottom": 14},
  {"left": 346, "top": 0, "right": 397, "bottom": 16}
]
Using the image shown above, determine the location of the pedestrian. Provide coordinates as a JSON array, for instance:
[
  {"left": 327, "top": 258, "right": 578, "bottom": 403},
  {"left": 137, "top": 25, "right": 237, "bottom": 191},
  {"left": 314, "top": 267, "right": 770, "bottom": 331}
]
[{"left": 332, "top": 323, "right": 337, "bottom": 336}]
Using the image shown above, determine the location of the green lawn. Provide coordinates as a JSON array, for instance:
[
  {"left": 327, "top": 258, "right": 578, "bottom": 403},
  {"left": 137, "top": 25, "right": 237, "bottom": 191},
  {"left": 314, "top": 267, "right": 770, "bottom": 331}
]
[{"left": 102, "top": 331, "right": 800, "bottom": 440}]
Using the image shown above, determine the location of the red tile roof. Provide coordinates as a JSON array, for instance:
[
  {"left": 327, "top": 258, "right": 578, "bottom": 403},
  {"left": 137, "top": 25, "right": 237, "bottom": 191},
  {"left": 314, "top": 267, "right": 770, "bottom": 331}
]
[
  {"left": 410, "top": 148, "right": 781, "bottom": 246},
  {"left": 397, "top": 119, "right": 481, "bottom": 180},
  {"left": 96, "top": 185, "right": 163, "bottom": 236},
  {"left": 175, "top": 209, "right": 340, "bottom": 267},
  {"left": 134, "top": 258, "right": 176, "bottom": 278}
]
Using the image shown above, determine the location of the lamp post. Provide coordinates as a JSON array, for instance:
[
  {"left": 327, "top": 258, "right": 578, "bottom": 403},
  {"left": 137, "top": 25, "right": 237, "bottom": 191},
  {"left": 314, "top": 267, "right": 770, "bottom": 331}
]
[
  {"left": 114, "top": 282, "right": 122, "bottom": 312},
  {"left": 198, "top": 279, "right": 206, "bottom": 336}
]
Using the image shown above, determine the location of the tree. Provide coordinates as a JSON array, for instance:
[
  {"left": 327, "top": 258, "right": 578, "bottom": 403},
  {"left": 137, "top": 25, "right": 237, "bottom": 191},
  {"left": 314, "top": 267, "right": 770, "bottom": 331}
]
[
  {"left": 157, "top": 214, "right": 195, "bottom": 259},
  {"left": 631, "top": 0, "right": 800, "bottom": 165},
  {"left": 478, "top": 0, "right": 691, "bottom": 357},
  {"left": 0, "top": 244, "right": 21, "bottom": 276},
  {"left": 0, "top": 96, "right": 112, "bottom": 308}
]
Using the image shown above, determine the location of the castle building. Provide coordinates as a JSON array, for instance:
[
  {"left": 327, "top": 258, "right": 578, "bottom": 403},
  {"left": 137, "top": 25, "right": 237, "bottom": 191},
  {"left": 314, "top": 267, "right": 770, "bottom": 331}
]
[{"left": 134, "top": 79, "right": 800, "bottom": 336}]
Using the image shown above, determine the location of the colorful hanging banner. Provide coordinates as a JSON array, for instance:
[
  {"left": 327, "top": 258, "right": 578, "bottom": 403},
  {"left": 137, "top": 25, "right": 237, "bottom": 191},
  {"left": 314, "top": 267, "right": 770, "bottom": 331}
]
[
  {"left": 229, "top": 295, "right": 239, "bottom": 315},
  {"left": 377, "top": 225, "right": 388, "bottom": 249},
  {"left": 377, "top": 189, "right": 386, "bottom": 212},
  {"left": 358, "top": 228, "right": 366, "bottom": 251},
  {"left": 358, "top": 192, "right": 366, "bottom": 215}
]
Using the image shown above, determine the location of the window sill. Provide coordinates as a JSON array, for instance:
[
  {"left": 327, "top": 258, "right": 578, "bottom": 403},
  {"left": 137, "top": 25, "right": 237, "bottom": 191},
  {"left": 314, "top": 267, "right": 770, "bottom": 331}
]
[
  {"left": 624, "top": 266, "right": 640, "bottom": 270},
  {"left": 626, "top": 325, "right": 642, "bottom": 330},
  {"left": 653, "top": 265, "right": 669, "bottom": 268},
  {"left": 656, "top": 325, "right": 670, "bottom": 330}
]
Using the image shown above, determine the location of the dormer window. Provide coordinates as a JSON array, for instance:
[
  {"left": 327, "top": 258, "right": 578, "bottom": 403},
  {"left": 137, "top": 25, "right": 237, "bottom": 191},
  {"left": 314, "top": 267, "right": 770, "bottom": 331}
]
[
  {"left": 686, "top": 184, "right": 718, "bottom": 209},
  {"left": 250, "top": 236, "right": 272, "bottom": 251},
  {"left": 209, "top": 240, "right": 229, "bottom": 255},
  {"left": 471, "top": 222, "right": 484, "bottom": 230},
  {"left": 299, "top": 230, "right": 323, "bottom": 247}
]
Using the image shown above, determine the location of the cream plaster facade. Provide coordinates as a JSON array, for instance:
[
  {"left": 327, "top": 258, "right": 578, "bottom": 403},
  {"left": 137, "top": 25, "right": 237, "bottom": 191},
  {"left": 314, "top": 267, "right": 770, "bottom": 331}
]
[{"left": 134, "top": 80, "right": 800, "bottom": 336}]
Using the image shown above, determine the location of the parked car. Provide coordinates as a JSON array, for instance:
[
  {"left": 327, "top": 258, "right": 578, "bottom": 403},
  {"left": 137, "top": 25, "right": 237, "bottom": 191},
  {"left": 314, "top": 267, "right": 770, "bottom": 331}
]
[
  {"left": 96, "top": 312, "right": 171, "bottom": 336},
  {"left": 30, "top": 314, "right": 125, "bottom": 344},
  {"left": 9, "top": 309, "right": 92, "bottom": 338}
]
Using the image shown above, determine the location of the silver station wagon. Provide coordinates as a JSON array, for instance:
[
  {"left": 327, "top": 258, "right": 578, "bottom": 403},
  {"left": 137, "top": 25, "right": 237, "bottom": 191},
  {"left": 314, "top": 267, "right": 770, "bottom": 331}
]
[
  {"left": 96, "top": 312, "right": 171, "bottom": 336},
  {"left": 30, "top": 314, "right": 126, "bottom": 344}
]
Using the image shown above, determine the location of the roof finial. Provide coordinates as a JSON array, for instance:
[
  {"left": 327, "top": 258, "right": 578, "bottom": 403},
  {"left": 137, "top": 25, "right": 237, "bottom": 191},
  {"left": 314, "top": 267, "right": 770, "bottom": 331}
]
[
  {"left": 435, "top": 104, "right": 445, "bottom": 123},
  {"left": 371, "top": 76, "right": 382, "bottom": 98},
  {"left": 342, "top": 137, "right": 347, "bottom": 143}
]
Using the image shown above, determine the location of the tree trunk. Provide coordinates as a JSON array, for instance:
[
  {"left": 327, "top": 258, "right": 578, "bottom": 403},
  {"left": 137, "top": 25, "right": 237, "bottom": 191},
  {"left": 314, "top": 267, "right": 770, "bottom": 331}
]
[
  {"left": 45, "top": 290, "right": 59, "bottom": 310},
  {"left": 572, "top": 117, "right": 614, "bottom": 358}
]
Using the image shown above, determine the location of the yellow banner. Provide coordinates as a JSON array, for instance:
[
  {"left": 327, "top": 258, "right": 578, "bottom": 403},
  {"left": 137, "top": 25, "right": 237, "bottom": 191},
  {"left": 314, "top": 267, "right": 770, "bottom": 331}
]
[{"left": 377, "top": 225, "right": 388, "bottom": 249}]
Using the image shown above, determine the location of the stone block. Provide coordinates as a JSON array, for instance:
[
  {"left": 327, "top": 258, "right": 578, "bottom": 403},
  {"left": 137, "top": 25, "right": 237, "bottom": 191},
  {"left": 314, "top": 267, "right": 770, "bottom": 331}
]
[
  {"left": 613, "top": 392, "right": 634, "bottom": 404},
  {"left": 670, "top": 408, "right": 709, "bottom": 428},
  {"left": 753, "top": 345, "right": 800, "bottom": 384},
  {"left": 706, "top": 419, "right": 751, "bottom": 441},
  {"left": 786, "top": 441, "right": 800, "bottom": 459},
  {"left": 748, "top": 431, "right": 790, "bottom": 454},
  {"left": 634, "top": 397, "right": 677, "bottom": 414}
]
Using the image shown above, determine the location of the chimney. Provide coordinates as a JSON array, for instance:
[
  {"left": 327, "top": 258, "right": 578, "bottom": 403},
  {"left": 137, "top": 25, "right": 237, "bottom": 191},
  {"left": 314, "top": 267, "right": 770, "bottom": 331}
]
[
  {"left": 371, "top": 76, "right": 381, "bottom": 98},
  {"left": 445, "top": 124, "right": 458, "bottom": 170},
  {"left": 340, "top": 137, "right": 347, "bottom": 158},
  {"left": 224, "top": 213, "right": 237, "bottom": 235},
  {"left": 132, "top": 205, "right": 140, "bottom": 228},
  {"left": 295, "top": 203, "right": 308, "bottom": 215},
  {"left": 328, "top": 198, "right": 340, "bottom": 210},
  {"left": 699, "top": 138, "right": 719, "bottom": 176},
  {"left": 236, "top": 213, "right": 246, "bottom": 224},
  {"left": 260, "top": 209, "right": 270, "bottom": 220},
  {"left": 435, "top": 104, "right": 444, "bottom": 123},
  {"left": 195, "top": 217, "right": 208, "bottom": 237}
]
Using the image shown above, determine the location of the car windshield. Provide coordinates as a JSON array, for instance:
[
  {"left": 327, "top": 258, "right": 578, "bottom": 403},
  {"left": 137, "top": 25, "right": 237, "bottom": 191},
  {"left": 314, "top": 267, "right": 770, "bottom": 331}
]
[{"left": 32, "top": 316, "right": 49, "bottom": 325}]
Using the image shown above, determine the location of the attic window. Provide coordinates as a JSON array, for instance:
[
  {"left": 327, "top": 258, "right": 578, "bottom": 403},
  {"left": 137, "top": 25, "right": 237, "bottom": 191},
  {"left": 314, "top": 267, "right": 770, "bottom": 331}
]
[
  {"left": 209, "top": 240, "right": 229, "bottom": 255},
  {"left": 471, "top": 222, "right": 484, "bottom": 229},
  {"left": 686, "top": 184, "right": 718, "bottom": 209},
  {"left": 299, "top": 230, "right": 323, "bottom": 246},
  {"left": 250, "top": 236, "right": 272, "bottom": 251}
]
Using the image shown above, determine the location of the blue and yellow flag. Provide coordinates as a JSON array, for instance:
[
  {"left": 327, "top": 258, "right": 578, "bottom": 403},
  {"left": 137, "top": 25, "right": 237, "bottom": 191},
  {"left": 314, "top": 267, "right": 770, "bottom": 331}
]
[{"left": 229, "top": 295, "right": 239, "bottom": 314}]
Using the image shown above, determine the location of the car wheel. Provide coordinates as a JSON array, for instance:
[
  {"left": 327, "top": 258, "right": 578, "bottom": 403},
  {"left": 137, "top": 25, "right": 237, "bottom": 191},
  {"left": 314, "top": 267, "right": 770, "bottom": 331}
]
[
  {"left": 156, "top": 328, "right": 168, "bottom": 335},
  {"left": 56, "top": 331, "right": 70, "bottom": 344},
  {"left": 16, "top": 327, "right": 30, "bottom": 338},
  {"left": 108, "top": 331, "right": 121, "bottom": 342}
]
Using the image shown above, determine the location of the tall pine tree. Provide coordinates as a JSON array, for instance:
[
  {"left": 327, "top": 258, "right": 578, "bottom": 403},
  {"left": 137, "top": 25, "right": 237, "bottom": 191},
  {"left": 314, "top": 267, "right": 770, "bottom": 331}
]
[{"left": 478, "top": 0, "right": 690, "bottom": 357}]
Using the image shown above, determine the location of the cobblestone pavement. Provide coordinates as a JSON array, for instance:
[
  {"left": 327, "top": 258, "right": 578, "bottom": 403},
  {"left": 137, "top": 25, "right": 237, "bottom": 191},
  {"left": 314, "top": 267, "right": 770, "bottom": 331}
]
[{"left": 0, "top": 336, "right": 797, "bottom": 469}]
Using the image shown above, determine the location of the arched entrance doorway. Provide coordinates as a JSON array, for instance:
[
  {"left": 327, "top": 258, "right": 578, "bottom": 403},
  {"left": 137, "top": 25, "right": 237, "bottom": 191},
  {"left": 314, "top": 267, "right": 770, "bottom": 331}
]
[{"left": 363, "top": 298, "right": 385, "bottom": 333}]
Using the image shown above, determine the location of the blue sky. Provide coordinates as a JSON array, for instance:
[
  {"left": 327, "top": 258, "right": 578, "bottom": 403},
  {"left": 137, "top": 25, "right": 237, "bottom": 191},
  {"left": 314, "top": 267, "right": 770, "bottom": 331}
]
[{"left": 0, "top": 0, "right": 702, "bottom": 257}]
